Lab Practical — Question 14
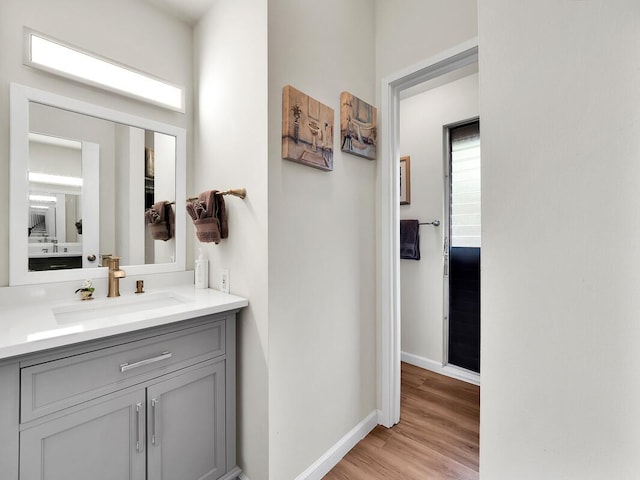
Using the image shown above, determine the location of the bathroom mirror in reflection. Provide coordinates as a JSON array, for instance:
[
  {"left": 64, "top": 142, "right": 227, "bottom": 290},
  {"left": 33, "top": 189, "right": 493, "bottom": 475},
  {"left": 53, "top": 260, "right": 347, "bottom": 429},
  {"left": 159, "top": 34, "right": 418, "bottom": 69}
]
[
  {"left": 10, "top": 83, "right": 186, "bottom": 285},
  {"left": 27, "top": 132, "right": 93, "bottom": 272}
]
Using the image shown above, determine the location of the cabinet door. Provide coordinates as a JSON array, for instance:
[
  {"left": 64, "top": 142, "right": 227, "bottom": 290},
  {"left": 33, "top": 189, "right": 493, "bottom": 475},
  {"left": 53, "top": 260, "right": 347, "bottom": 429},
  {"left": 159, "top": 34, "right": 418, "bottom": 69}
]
[
  {"left": 147, "top": 361, "right": 226, "bottom": 480},
  {"left": 20, "top": 389, "right": 146, "bottom": 480}
]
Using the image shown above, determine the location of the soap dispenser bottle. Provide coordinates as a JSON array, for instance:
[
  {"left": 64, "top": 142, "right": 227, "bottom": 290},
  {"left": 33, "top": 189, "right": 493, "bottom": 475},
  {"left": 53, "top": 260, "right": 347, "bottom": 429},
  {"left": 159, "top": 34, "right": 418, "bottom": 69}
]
[{"left": 195, "top": 248, "right": 209, "bottom": 289}]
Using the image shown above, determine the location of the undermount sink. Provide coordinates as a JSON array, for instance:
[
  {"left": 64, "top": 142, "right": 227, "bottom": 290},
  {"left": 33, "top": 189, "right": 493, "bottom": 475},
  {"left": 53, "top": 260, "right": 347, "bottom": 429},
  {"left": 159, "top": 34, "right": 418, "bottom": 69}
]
[{"left": 52, "top": 292, "right": 186, "bottom": 324}]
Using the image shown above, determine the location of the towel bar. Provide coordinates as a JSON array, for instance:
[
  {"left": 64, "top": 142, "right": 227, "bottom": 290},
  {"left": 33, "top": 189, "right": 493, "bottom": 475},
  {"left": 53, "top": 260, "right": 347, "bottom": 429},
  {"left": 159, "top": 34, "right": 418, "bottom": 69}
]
[
  {"left": 187, "top": 188, "right": 246, "bottom": 202},
  {"left": 419, "top": 220, "right": 440, "bottom": 226}
]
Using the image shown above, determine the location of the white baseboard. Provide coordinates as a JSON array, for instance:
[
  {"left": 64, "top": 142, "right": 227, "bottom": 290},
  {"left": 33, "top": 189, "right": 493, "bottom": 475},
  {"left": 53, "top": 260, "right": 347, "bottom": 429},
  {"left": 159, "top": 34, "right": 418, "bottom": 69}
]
[
  {"left": 294, "top": 410, "right": 379, "bottom": 480},
  {"left": 237, "top": 473, "right": 250, "bottom": 480},
  {"left": 401, "top": 351, "right": 480, "bottom": 386}
]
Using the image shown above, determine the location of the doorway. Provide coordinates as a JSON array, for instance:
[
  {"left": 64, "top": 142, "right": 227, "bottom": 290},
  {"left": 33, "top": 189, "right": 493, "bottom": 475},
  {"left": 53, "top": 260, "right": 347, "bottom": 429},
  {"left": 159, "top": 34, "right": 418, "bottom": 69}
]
[
  {"left": 379, "top": 39, "right": 479, "bottom": 428},
  {"left": 444, "top": 119, "right": 481, "bottom": 375}
]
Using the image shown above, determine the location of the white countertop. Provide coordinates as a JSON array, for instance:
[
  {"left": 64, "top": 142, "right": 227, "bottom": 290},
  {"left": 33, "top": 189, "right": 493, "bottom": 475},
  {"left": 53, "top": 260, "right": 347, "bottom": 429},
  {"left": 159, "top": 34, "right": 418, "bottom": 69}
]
[{"left": 0, "top": 285, "right": 248, "bottom": 360}]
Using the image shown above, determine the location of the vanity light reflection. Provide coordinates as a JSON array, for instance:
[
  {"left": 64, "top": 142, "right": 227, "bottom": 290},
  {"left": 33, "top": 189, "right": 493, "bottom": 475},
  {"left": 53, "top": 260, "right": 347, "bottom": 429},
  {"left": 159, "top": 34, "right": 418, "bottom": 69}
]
[
  {"left": 28, "top": 172, "right": 82, "bottom": 187},
  {"left": 29, "top": 194, "right": 57, "bottom": 203}
]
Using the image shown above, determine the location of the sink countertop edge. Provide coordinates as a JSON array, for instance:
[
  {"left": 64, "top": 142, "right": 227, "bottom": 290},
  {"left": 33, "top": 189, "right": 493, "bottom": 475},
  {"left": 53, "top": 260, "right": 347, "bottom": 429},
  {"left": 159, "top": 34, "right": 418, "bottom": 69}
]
[{"left": 0, "top": 285, "right": 248, "bottom": 361}]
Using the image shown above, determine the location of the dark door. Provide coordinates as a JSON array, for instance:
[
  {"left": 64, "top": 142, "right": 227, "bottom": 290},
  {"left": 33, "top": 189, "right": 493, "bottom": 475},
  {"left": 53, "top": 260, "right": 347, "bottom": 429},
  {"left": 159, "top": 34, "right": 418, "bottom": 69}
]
[{"left": 446, "top": 120, "right": 480, "bottom": 373}]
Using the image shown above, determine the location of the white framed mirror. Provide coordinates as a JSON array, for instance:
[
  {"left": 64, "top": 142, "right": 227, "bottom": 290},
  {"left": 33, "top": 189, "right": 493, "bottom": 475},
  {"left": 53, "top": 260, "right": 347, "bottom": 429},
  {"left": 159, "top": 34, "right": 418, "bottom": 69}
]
[{"left": 10, "top": 83, "right": 186, "bottom": 285}]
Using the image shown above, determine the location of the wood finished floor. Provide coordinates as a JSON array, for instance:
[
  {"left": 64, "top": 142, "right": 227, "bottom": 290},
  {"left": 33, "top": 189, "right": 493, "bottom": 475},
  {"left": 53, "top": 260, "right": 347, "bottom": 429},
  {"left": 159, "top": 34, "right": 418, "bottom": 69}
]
[{"left": 324, "top": 363, "right": 480, "bottom": 480}]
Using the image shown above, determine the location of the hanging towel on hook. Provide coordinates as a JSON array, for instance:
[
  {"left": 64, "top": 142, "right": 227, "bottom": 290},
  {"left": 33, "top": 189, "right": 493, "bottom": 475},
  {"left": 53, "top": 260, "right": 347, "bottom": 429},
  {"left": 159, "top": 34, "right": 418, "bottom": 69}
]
[
  {"left": 400, "top": 219, "right": 420, "bottom": 260},
  {"left": 145, "top": 201, "right": 175, "bottom": 241},
  {"left": 187, "top": 190, "right": 228, "bottom": 244},
  {"left": 217, "top": 193, "right": 228, "bottom": 239}
]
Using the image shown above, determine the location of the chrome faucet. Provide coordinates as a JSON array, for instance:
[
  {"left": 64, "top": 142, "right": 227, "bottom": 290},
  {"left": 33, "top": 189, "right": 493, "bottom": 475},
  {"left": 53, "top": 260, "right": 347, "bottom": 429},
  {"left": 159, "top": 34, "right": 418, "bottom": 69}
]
[{"left": 107, "top": 256, "right": 126, "bottom": 297}]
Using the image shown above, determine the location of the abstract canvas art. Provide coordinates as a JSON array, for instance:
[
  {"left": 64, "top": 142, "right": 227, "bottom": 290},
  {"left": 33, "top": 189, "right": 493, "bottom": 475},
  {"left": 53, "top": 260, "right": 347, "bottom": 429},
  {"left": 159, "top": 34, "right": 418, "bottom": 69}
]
[
  {"left": 340, "top": 92, "right": 377, "bottom": 160},
  {"left": 282, "top": 85, "right": 334, "bottom": 171}
]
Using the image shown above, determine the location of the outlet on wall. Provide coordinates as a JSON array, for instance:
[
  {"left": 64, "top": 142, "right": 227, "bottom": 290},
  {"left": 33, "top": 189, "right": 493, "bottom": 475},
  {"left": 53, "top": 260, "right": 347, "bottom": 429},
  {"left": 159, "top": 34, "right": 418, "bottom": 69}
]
[{"left": 220, "top": 269, "right": 230, "bottom": 293}]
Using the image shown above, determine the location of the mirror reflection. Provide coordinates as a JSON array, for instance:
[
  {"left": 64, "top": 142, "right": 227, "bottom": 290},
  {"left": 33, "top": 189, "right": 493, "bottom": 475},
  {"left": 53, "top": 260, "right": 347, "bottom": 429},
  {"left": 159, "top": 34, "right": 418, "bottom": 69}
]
[
  {"left": 27, "top": 102, "right": 177, "bottom": 273},
  {"left": 28, "top": 132, "right": 85, "bottom": 271}
]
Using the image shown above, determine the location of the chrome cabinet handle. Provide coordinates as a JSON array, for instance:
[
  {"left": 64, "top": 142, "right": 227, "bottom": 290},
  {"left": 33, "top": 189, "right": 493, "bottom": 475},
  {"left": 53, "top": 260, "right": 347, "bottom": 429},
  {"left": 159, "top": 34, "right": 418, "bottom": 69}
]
[
  {"left": 120, "top": 351, "right": 172, "bottom": 372},
  {"left": 151, "top": 398, "right": 159, "bottom": 446},
  {"left": 135, "top": 402, "right": 144, "bottom": 453}
]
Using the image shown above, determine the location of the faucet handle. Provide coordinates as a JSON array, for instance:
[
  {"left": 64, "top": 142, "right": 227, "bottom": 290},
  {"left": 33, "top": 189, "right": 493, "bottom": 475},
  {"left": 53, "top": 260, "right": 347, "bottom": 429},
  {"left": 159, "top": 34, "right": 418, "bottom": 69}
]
[{"left": 107, "top": 256, "right": 121, "bottom": 268}]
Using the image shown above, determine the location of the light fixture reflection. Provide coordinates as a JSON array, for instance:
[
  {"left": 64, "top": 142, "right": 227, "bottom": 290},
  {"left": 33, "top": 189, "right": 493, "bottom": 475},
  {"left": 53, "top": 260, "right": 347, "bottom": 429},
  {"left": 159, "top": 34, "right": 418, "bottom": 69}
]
[
  {"left": 28, "top": 172, "right": 82, "bottom": 187},
  {"left": 29, "top": 194, "right": 57, "bottom": 203}
]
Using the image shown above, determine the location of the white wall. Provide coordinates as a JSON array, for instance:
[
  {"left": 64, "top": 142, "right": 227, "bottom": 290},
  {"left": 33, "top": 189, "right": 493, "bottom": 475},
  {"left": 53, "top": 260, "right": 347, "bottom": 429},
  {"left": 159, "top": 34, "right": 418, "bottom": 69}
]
[
  {"left": 375, "top": 0, "right": 478, "bottom": 89},
  {"left": 193, "top": 1, "right": 269, "bottom": 479},
  {"left": 480, "top": 1, "right": 640, "bottom": 478},
  {"left": 267, "top": 0, "right": 377, "bottom": 478},
  {"left": 400, "top": 72, "right": 478, "bottom": 365},
  {"left": 0, "top": 0, "right": 193, "bottom": 286},
  {"left": 28, "top": 143, "right": 81, "bottom": 178}
]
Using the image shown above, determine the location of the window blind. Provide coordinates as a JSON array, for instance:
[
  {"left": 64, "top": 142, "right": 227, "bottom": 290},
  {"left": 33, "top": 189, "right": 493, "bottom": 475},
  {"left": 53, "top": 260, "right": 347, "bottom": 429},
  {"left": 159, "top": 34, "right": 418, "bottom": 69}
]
[{"left": 450, "top": 123, "right": 481, "bottom": 247}]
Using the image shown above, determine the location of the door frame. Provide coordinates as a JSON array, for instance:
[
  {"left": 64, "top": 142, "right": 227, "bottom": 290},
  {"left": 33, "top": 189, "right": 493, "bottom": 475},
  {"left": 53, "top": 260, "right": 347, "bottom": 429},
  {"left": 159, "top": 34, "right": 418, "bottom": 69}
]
[{"left": 378, "top": 39, "right": 479, "bottom": 428}]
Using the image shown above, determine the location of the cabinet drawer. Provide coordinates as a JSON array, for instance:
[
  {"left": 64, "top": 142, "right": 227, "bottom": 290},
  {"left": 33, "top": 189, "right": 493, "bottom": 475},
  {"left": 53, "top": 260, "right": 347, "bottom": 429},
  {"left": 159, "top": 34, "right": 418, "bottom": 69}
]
[{"left": 21, "top": 320, "right": 225, "bottom": 423}]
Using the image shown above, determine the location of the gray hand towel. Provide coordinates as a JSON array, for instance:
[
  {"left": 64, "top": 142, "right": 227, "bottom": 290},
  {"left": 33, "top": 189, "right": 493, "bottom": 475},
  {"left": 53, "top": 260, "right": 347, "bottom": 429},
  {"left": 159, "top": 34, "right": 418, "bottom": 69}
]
[{"left": 400, "top": 219, "right": 420, "bottom": 260}]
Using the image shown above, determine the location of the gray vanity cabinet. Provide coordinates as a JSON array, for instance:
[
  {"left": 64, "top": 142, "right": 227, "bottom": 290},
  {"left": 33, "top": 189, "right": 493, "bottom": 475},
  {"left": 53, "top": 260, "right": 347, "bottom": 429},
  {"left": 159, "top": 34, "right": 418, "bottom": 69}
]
[
  {"left": 4, "top": 312, "right": 241, "bottom": 480},
  {"left": 20, "top": 388, "right": 147, "bottom": 480},
  {"left": 147, "top": 360, "right": 226, "bottom": 480}
]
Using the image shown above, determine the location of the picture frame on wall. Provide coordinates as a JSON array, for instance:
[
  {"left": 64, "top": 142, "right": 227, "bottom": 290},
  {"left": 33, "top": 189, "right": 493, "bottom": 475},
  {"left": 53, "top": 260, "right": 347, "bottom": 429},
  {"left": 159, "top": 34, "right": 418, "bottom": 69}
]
[
  {"left": 400, "top": 156, "right": 411, "bottom": 205},
  {"left": 340, "top": 91, "right": 377, "bottom": 160},
  {"left": 282, "top": 85, "right": 334, "bottom": 171}
]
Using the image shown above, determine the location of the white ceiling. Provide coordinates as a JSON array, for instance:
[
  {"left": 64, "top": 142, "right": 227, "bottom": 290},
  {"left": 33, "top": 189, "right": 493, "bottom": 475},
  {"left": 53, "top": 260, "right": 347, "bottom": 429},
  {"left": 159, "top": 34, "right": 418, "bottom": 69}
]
[{"left": 143, "top": 0, "right": 214, "bottom": 25}]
